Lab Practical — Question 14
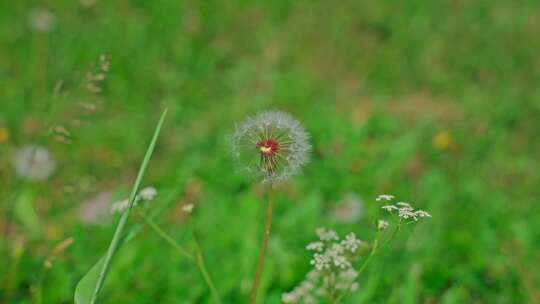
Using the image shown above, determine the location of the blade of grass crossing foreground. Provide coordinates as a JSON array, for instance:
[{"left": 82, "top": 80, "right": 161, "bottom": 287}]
[{"left": 82, "top": 109, "right": 167, "bottom": 304}]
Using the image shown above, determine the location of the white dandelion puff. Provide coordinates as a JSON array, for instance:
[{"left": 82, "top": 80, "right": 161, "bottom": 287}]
[
  {"left": 232, "top": 111, "right": 311, "bottom": 183},
  {"left": 11, "top": 145, "right": 56, "bottom": 181}
]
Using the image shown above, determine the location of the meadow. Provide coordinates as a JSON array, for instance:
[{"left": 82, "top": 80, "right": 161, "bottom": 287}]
[{"left": 1, "top": 0, "right": 540, "bottom": 303}]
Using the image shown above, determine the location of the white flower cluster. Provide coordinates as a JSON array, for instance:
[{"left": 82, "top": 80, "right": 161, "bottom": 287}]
[
  {"left": 110, "top": 186, "right": 157, "bottom": 214},
  {"left": 380, "top": 195, "right": 431, "bottom": 222},
  {"left": 282, "top": 228, "right": 364, "bottom": 303}
]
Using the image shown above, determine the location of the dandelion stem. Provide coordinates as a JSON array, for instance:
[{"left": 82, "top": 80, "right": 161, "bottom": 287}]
[{"left": 250, "top": 187, "right": 274, "bottom": 304}]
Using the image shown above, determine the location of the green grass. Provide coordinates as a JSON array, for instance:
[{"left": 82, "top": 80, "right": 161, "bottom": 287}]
[{"left": 1, "top": 0, "right": 540, "bottom": 303}]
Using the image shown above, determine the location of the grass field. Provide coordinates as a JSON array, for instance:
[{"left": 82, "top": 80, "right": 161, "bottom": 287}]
[{"left": 1, "top": 1, "right": 540, "bottom": 303}]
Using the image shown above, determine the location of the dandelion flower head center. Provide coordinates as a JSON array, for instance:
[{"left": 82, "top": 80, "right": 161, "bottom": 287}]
[{"left": 257, "top": 139, "right": 280, "bottom": 155}]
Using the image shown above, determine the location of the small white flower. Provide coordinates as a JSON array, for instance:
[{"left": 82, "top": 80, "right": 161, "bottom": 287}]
[
  {"left": 381, "top": 205, "right": 398, "bottom": 212},
  {"left": 332, "top": 255, "right": 351, "bottom": 269},
  {"left": 414, "top": 210, "right": 431, "bottom": 218},
  {"left": 315, "top": 228, "right": 339, "bottom": 241},
  {"left": 377, "top": 220, "right": 389, "bottom": 231},
  {"left": 376, "top": 194, "right": 394, "bottom": 201},
  {"left": 310, "top": 253, "right": 331, "bottom": 271},
  {"left": 110, "top": 198, "right": 129, "bottom": 214},
  {"left": 182, "top": 204, "right": 194, "bottom": 213},
  {"left": 341, "top": 233, "right": 363, "bottom": 253},
  {"left": 306, "top": 242, "right": 324, "bottom": 252},
  {"left": 138, "top": 186, "right": 157, "bottom": 201},
  {"left": 396, "top": 202, "right": 412, "bottom": 209}
]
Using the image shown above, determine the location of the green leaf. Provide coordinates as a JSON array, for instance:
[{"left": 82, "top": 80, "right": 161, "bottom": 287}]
[{"left": 74, "top": 109, "right": 168, "bottom": 304}]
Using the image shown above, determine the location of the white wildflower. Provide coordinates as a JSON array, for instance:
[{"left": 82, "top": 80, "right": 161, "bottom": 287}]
[
  {"left": 381, "top": 205, "right": 398, "bottom": 212},
  {"left": 316, "top": 227, "right": 339, "bottom": 241},
  {"left": 11, "top": 145, "right": 56, "bottom": 181},
  {"left": 306, "top": 242, "right": 324, "bottom": 252},
  {"left": 341, "top": 233, "right": 363, "bottom": 253},
  {"left": 182, "top": 203, "right": 194, "bottom": 213},
  {"left": 138, "top": 186, "right": 157, "bottom": 201},
  {"left": 310, "top": 253, "right": 331, "bottom": 271},
  {"left": 377, "top": 220, "right": 389, "bottom": 231},
  {"left": 376, "top": 194, "right": 394, "bottom": 201},
  {"left": 110, "top": 198, "right": 129, "bottom": 214},
  {"left": 414, "top": 210, "right": 431, "bottom": 218}
]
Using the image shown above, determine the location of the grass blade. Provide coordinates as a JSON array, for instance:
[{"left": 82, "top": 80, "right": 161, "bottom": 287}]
[{"left": 74, "top": 109, "right": 167, "bottom": 304}]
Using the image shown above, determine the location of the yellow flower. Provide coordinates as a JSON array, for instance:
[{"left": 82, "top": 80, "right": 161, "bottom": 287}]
[
  {"left": 433, "top": 130, "right": 453, "bottom": 151},
  {"left": 0, "top": 127, "right": 10, "bottom": 143}
]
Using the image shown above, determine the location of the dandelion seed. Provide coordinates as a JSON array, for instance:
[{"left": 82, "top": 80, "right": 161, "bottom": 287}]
[
  {"left": 232, "top": 111, "right": 311, "bottom": 183},
  {"left": 11, "top": 145, "right": 56, "bottom": 181}
]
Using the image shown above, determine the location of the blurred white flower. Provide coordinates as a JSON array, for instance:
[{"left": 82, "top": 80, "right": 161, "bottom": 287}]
[
  {"left": 28, "top": 8, "right": 56, "bottom": 33},
  {"left": 181, "top": 203, "right": 194, "bottom": 213},
  {"left": 377, "top": 219, "right": 389, "bottom": 231},
  {"left": 139, "top": 186, "right": 157, "bottom": 201},
  {"left": 11, "top": 145, "right": 56, "bottom": 181},
  {"left": 110, "top": 186, "right": 158, "bottom": 214},
  {"left": 330, "top": 192, "right": 363, "bottom": 223},
  {"left": 232, "top": 111, "right": 311, "bottom": 183},
  {"left": 285, "top": 228, "right": 365, "bottom": 303},
  {"left": 376, "top": 194, "right": 394, "bottom": 201},
  {"left": 78, "top": 191, "right": 112, "bottom": 225}
]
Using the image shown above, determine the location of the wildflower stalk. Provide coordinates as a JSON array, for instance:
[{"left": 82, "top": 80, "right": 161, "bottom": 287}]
[
  {"left": 250, "top": 187, "right": 274, "bottom": 304},
  {"left": 137, "top": 211, "right": 193, "bottom": 260},
  {"left": 334, "top": 231, "right": 381, "bottom": 304},
  {"left": 89, "top": 109, "right": 167, "bottom": 304},
  {"left": 192, "top": 231, "right": 223, "bottom": 304},
  {"left": 139, "top": 211, "right": 222, "bottom": 304}
]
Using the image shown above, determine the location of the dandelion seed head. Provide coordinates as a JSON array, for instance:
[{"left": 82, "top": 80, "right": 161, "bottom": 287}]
[
  {"left": 232, "top": 111, "right": 311, "bottom": 183},
  {"left": 11, "top": 145, "right": 56, "bottom": 181},
  {"left": 28, "top": 8, "right": 56, "bottom": 33}
]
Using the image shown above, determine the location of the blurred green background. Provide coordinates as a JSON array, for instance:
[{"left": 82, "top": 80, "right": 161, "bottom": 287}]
[{"left": 1, "top": 0, "right": 540, "bottom": 303}]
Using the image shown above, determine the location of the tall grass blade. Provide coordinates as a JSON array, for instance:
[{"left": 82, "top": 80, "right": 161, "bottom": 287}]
[{"left": 74, "top": 109, "right": 168, "bottom": 304}]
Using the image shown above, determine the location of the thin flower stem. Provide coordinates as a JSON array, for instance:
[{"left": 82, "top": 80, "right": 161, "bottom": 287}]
[
  {"left": 250, "top": 187, "right": 274, "bottom": 304},
  {"left": 335, "top": 231, "right": 381, "bottom": 304},
  {"left": 137, "top": 211, "right": 194, "bottom": 260},
  {"left": 141, "top": 211, "right": 222, "bottom": 304},
  {"left": 192, "top": 232, "right": 223, "bottom": 304}
]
